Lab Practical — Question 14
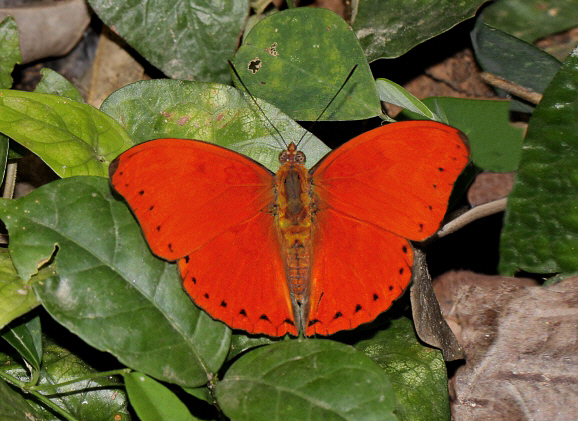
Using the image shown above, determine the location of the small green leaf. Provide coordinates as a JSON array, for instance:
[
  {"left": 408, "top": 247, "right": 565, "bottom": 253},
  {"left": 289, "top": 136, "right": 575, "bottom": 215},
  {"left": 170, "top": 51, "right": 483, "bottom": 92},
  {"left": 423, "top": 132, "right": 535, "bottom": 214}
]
[
  {"left": 500, "top": 46, "right": 578, "bottom": 275},
  {"left": 125, "top": 372, "right": 198, "bottom": 421},
  {"left": 35, "top": 68, "right": 85, "bottom": 102},
  {"left": 232, "top": 8, "right": 380, "bottom": 121},
  {"left": 101, "top": 79, "right": 330, "bottom": 172},
  {"left": 217, "top": 340, "right": 398, "bottom": 421},
  {"left": 0, "top": 177, "right": 231, "bottom": 386},
  {"left": 0, "top": 90, "right": 134, "bottom": 177},
  {"left": 0, "top": 17, "right": 21, "bottom": 89},
  {"left": 0, "top": 250, "right": 40, "bottom": 330},
  {"left": 402, "top": 97, "right": 525, "bottom": 172},
  {"left": 353, "top": 317, "right": 450, "bottom": 421},
  {"left": 227, "top": 333, "right": 277, "bottom": 361},
  {"left": 87, "top": 0, "right": 248, "bottom": 83},
  {"left": 471, "top": 21, "right": 561, "bottom": 112},
  {"left": 1, "top": 316, "right": 42, "bottom": 371},
  {"left": 480, "top": 0, "right": 578, "bottom": 43},
  {"left": 1, "top": 341, "right": 130, "bottom": 421},
  {"left": 0, "top": 377, "right": 41, "bottom": 421},
  {"left": 353, "top": 0, "right": 487, "bottom": 60},
  {"left": 376, "top": 79, "right": 437, "bottom": 120}
]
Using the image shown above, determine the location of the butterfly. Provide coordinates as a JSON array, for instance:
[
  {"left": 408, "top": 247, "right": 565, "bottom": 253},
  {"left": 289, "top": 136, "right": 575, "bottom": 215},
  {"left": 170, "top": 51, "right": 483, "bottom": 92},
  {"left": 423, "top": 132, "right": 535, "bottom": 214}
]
[{"left": 110, "top": 120, "right": 469, "bottom": 337}]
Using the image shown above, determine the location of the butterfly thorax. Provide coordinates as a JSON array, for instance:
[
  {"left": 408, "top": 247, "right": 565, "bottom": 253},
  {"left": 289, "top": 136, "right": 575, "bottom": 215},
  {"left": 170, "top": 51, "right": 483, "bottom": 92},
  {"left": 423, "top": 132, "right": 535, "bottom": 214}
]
[{"left": 276, "top": 143, "right": 313, "bottom": 332}]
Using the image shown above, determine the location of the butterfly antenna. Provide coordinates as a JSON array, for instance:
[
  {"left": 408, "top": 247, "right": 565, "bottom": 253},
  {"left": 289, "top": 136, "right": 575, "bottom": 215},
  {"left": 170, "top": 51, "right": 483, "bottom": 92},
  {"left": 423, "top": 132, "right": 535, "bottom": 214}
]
[
  {"left": 296, "top": 65, "right": 358, "bottom": 148},
  {"left": 228, "top": 60, "right": 287, "bottom": 149}
]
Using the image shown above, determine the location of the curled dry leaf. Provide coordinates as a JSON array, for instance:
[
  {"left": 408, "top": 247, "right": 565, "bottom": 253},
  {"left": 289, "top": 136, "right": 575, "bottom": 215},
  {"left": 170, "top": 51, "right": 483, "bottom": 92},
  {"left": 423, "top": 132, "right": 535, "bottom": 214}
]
[
  {"left": 0, "top": 0, "right": 90, "bottom": 63},
  {"left": 434, "top": 271, "right": 578, "bottom": 421}
]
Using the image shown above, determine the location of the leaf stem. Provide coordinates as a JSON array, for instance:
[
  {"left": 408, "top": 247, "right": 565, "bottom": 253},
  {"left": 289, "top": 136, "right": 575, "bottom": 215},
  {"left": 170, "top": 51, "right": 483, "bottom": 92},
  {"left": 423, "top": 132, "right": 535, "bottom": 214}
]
[
  {"left": 27, "top": 368, "right": 132, "bottom": 392},
  {"left": 0, "top": 370, "right": 81, "bottom": 421}
]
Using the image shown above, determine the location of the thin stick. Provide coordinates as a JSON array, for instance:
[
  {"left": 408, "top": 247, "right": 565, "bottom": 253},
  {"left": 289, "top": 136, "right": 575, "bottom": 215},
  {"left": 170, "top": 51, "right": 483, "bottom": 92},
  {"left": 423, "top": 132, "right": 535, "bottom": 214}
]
[
  {"left": 480, "top": 72, "right": 542, "bottom": 105},
  {"left": 438, "top": 197, "right": 508, "bottom": 238},
  {"left": 2, "top": 161, "right": 17, "bottom": 199}
]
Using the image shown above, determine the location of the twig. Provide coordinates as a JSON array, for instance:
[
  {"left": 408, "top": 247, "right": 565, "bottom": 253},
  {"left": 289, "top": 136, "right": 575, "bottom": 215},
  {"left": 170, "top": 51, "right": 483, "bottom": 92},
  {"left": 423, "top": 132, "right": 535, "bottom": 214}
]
[
  {"left": 438, "top": 197, "right": 508, "bottom": 238},
  {"left": 480, "top": 72, "right": 542, "bottom": 105}
]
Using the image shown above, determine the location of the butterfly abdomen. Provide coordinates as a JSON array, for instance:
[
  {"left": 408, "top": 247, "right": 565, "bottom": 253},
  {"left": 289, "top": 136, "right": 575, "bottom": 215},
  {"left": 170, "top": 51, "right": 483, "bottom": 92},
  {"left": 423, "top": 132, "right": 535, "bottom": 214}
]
[{"left": 276, "top": 155, "right": 314, "bottom": 332}]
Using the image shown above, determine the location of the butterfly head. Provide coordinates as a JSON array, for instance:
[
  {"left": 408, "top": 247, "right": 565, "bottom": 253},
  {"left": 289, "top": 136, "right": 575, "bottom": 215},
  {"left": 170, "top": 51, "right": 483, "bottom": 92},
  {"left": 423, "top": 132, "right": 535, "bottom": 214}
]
[{"left": 279, "top": 142, "right": 306, "bottom": 165}]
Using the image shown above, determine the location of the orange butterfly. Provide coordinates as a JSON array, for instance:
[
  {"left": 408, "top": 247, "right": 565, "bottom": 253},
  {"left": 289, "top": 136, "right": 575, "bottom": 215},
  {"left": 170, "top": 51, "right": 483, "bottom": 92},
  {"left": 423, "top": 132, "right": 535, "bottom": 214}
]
[{"left": 110, "top": 120, "right": 468, "bottom": 337}]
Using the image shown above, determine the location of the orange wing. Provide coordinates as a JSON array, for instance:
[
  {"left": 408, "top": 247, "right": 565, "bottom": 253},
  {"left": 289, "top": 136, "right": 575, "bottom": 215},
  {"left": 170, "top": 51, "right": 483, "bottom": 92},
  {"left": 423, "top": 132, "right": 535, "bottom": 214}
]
[
  {"left": 307, "top": 121, "right": 469, "bottom": 335},
  {"left": 312, "top": 121, "right": 469, "bottom": 241},
  {"left": 110, "top": 138, "right": 297, "bottom": 336}
]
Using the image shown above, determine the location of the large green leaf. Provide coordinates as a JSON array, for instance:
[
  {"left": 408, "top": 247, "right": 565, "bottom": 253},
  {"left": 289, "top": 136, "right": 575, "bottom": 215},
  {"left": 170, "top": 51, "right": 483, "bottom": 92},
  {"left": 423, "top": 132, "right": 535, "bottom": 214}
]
[
  {"left": 471, "top": 21, "right": 561, "bottom": 112},
  {"left": 101, "top": 79, "right": 330, "bottom": 172},
  {"left": 352, "top": 0, "right": 487, "bottom": 61},
  {"left": 0, "top": 17, "right": 21, "bottom": 89},
  {"left": 480, "top": 0, "right": 578, "bottom": 43},
  {"left": 124, "top": 372, "right": 199, "bottom": 421},
  {"left": 0, "top": 90, "right": 134, "bottom": 177},
  {"left": 499, "top": 47, "right": 578, "bottom": 275},
  {"left": 216, "top": 340, "right": 398, "bottom": 421},
  {"left": 87, "top": 0, "right": 248, "bottom": 83},
  {"left": 232, "top": 8, "right": 380, "bottom": 121},
  {"left": 353, "top": 317, "right": 449, "bottom": 421},
  {"left": 0, "top": 250, "right": 41, "bottom": 330},
  {"left": 1, "top": 341, "right": 130, "bottom": 421},
  {"left": 0, "top": 177, "right": 231, "bottom": 387}
]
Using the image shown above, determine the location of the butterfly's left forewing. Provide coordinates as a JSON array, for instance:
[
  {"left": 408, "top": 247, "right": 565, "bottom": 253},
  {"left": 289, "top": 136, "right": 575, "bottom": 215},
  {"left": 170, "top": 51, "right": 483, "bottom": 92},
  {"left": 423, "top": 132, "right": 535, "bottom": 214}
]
[{"left": 110, "top": 138, "right": 297, "bottom": 336}]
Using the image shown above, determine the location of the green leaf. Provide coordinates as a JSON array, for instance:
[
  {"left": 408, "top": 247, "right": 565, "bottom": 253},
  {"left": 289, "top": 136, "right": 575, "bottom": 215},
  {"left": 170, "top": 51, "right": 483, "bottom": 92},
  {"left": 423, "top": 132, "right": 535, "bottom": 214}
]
[
  {"left": 0, "top": 177, "right": 231, "bottom": 387},
  {"left": 376, "top": 79, "right": 437, "bottom": 120},
  {"left": 0, "top": 17, "right": 21, "bottom": 89},
  {"left": 124, "top": 372, "right": 198, "bottom": 421},
  {"left": 471, "top": 21, "right": 561, "bottom": 112},
  {"left": 232, "top": 8, "right": 381, "bottom": 121},
  {"left": 227, "top": 333, "right": 277, "bottom": 361},
  {"left": 0, "top": 90, "right": 134, "bottom": 177},
  {"left": 87, "top": 0, "right": 248, "bottom": 83},
  {"left": 1, "top": 341, "right": 130, "bottom": 421},
  {"left": 352, "top": 0, "right": 487, "bottom": 61},
  {"left": 402, "top": 97, "right": 525, "bottom": 172},
  {"left": 35, "top": 68, "right": 85, "bottom": 102},
  {"left": 100, "top": 79, "right": 330, "bottom": 172},
  {"left": 216, "top": 340, "right": 398, "bottom": 421},
  {"left": 353, "top": 317, "right": 450, "bottom": 421},
  {"left": 480, "top": 0, "right": 578, "bottom": 43},
  {"left": 499, "top": 47, "right": 578, "bottom": 275},
  {"left": 0, "top": 377, "right": 41, "bottom": 421},
  {"left": 1, "top": 316, "right": 42, "bottom": 371},
  {"left": 0, "top": 250, "right": 40, "bottom": 330}
]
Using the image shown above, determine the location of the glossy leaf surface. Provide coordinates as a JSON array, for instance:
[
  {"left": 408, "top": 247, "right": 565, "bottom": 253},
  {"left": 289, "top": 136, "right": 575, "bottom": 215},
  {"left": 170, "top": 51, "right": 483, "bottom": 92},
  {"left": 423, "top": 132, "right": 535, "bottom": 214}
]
[
  {"left": 500, "top": 47, "right": 578, "bottom": 275},
  {"left": 354, "top": 317, "right": 450, "bottom": 421},
  {"left": 232, "top": 8, "right": 380, "bottom": 121},
  {"left": 353, "top": 0, "right": 487, "bottom": 60},
  {"left": 0, "top": 177, "right": 231, "bottom": 387},
  {"left": 0, "top": 90, "right": 134, "bottom": 177},
  {"left": 87, "top": 0, "right": 248, "bottom": 83},
  {"left": 217, "top": 340, "right": 398, "bottom": 421},
  {"left": 101, "top": 79, "right": 329, "bottom": 172}
]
